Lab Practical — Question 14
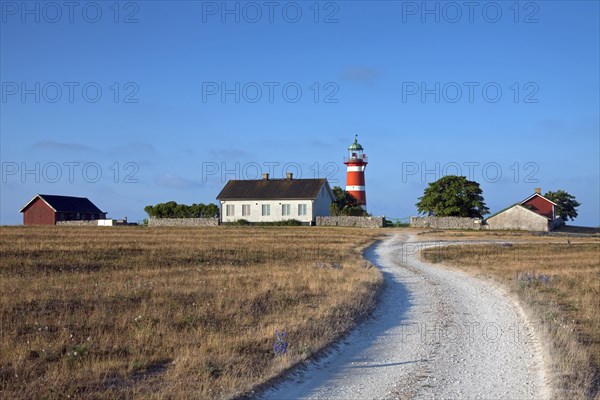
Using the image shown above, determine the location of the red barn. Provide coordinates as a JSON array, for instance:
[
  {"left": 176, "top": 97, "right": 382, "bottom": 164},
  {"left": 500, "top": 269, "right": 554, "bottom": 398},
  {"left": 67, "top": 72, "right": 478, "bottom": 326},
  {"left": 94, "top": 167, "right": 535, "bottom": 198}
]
[
  {"left": 520, "top": 189, "right": 556, "bottom": 220},
  {"left": 485, "top": 188, "right": 561, "bottom": 231},
  {"left": 20, "top": 194, "right": 106, "bottom": 225}
]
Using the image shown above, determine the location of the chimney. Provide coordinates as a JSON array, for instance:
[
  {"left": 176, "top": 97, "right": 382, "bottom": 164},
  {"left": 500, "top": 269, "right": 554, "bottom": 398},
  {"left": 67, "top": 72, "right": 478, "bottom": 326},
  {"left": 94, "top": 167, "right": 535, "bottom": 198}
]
[
  {"left": 261, "top": 173, "right": 269, "bottom": 180},
  {"left": 534, "top": 188, "right": 541, "bottom": 194},
  {"left": 286, "top": 172, "right": 293, "bottom": 180}
]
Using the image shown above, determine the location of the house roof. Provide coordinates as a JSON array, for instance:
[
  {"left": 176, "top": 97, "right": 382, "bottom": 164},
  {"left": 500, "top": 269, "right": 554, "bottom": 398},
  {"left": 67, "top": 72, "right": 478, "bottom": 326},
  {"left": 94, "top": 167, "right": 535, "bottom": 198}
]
[
  {"left": 485, "top": 192, "right": 557, "bottom": 222},
  {"left": 216, "top": 178, "right": 332, "bottom": 200},
  {"left": 520, "top": 192, "right": 557, "bottom": 206},
  {"left": 20, "top": 194, "right": 104, "bottom": 214},
  {"left": 485, "top": 204, "right": 551, "bottom": 221},
  {"left": 348, "top": 135, "right": 364, "bottom": 151},
  {"left": 484, "top": 203, "right": 519, "bottom": 220}
]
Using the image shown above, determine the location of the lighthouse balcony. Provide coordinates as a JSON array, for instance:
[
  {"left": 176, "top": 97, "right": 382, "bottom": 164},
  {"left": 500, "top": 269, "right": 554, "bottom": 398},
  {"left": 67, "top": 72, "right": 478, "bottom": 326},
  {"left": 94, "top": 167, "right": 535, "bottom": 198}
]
[{"left": 343, "top": 155, "right": 368, "bottom": 164}]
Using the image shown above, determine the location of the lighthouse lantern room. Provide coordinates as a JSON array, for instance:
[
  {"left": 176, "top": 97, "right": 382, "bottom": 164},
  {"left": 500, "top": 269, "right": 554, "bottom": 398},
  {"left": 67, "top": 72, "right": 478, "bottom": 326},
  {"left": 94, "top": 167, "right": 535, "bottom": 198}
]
[{"left": 343, "top": 135, "right": 368, "bottom": 208}]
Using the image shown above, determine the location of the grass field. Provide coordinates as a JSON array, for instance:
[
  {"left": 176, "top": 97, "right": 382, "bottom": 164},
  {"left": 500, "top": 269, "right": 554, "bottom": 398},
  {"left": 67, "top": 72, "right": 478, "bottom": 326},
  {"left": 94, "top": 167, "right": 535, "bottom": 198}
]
[
  {"left": 420, "top": 232, "right": 600, "bottom": 400},
  {"left": 0, "top": 226, "right": 383, "bottom": 399}
]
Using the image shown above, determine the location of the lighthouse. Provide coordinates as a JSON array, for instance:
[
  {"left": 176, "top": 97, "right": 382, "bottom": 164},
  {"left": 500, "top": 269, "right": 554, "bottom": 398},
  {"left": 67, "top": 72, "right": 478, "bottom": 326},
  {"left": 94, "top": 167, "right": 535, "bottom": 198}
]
[{"left": 344, "top": 135, "right": 368, "bottom": 209}]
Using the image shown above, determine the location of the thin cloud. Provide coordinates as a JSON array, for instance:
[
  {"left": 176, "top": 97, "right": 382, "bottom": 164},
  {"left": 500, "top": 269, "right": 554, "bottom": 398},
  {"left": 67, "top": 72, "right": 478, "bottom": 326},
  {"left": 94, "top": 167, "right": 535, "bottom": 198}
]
[
  {"left": 341, "top": 66, "right": 381, "bottom": 85},
  {"left": 155, "top": 174, "right": 201, "bottom": 190},
  {"left": 209, "top": 148, "right": 250, "bottom": 158},
  {"left": 537, "top": 118, "right": 565, "bottom": 133},
  {"left": 312, "top": 139, "right": 334, "bottom": 148},
  {"left": 30, "top": 140, "right": 95, "bottom": 152},
  {"left": 111, "top": 142, "right": 157, "bottom": 154}
]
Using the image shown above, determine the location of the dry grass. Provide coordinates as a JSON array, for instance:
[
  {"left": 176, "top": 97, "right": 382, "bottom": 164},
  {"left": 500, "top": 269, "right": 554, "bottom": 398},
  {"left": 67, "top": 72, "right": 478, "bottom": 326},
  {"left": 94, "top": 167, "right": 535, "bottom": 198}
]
[
  {"left": 0, "top": 226, "right": 384, "bottom": 399},
  {"left": 420, "top": 231, "right": 600, "bottom": 400}
]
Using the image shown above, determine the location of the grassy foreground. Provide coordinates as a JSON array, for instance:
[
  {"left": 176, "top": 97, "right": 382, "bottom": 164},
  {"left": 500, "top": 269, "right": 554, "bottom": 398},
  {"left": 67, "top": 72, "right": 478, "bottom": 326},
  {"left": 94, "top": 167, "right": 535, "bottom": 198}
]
[
  {"left": 420, "top": 233, "right": 599, "bottom": 400},
  {"left": 0, "top": 226, "right": 383, "bottom": 399}
]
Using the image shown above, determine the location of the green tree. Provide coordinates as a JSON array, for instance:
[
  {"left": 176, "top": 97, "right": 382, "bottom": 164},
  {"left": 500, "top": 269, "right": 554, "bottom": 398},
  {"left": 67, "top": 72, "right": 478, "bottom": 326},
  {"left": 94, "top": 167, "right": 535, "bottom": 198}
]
[
  {"left": 174, "top": 203, "right": 187, "bottom": 218},
  {"left": 143, "top": 205, "right": 155, "bottom": 217},
  {"left": 330, "top": 186, "right": 367, "bottom": 216},
  {"left": 144, "top": 201, "right": 220, "bottom": 218},
  {"left": 203, "top": 203, "right": 220, "bottom": 217},
  {"left": 158, "top": 201, "right": 177, "bottom": 218},
  {"left": 544, "top": 190, "right": 580, "bottom": 221},
  {"left": 416, "top": 175, "right": 489, "bottom": 218}
]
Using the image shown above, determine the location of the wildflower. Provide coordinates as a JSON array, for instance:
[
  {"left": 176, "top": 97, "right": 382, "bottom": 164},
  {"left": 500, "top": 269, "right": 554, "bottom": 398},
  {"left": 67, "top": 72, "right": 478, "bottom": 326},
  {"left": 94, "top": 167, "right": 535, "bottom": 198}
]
[{"left": 273, "top": 330, "right": 288, "bottom": 356}]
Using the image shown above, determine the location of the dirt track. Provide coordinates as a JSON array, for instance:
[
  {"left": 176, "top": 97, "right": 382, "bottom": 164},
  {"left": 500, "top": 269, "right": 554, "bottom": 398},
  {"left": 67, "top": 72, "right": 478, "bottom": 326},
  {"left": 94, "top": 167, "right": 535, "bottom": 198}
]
[{"left": 259, "top": 234, "right": 549, "bottom": 399}]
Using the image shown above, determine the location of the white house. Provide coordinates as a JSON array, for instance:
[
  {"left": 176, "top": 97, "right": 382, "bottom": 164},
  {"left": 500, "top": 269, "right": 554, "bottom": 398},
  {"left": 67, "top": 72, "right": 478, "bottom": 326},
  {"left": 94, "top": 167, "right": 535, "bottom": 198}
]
[{"left": 216, "top": 173, "right": 335, "bottom": 225}]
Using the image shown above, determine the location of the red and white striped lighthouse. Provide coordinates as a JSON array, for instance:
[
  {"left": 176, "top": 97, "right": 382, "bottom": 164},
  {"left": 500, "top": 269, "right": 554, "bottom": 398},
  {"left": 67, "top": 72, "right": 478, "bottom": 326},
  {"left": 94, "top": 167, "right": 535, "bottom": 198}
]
[{"left": 344, "top": 135, "right": 368, "bottom": 208}]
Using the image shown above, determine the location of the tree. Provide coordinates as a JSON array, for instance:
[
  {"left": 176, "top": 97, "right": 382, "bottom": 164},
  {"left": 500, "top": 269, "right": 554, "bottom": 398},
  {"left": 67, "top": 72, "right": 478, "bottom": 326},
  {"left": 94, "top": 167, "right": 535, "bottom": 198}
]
[
  {"left": 330, "top": 186, "right": 367, "bottom": 216},
  {"left": 416, "top": 175, "right": 489, "bottom": 218},
  {"left": 544, "top": 190, "right": 580, "bottom": 221},
  {"left": 203, "top": 203, "right": 220, "bottom": 217},
  {"left": 144, "top": 201, "right": 220, "bottom": 218}
]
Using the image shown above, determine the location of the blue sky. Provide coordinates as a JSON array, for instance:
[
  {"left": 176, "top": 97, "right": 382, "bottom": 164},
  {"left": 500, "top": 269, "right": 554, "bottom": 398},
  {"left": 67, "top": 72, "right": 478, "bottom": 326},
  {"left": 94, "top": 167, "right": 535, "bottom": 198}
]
[{"left": 1, "top": 1, "right": 599, "bottom": 225}]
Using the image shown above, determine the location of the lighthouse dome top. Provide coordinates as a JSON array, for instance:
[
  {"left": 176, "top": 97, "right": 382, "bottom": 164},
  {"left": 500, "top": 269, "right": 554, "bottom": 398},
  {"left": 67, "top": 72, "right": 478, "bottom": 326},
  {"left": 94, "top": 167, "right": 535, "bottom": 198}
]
[{"left": 348, "top": 135, "right": 364, "bottom": 151}]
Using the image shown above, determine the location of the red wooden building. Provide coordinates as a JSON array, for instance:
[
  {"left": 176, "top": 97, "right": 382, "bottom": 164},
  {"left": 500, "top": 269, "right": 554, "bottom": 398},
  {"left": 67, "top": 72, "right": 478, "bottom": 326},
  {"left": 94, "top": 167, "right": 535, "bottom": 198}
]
[
  {"left": 520, "top": 189, "right": 556, "bottom": 220},
  {"left": 20, "top": 194, "right": 106, "bottom": 225}
]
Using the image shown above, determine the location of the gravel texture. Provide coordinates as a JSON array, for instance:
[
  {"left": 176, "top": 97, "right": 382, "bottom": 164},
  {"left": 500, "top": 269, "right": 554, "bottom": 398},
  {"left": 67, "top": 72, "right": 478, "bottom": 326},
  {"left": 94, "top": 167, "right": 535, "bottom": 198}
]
[{"left": 259, "top": 234, "right": 549, "bottom": 400}]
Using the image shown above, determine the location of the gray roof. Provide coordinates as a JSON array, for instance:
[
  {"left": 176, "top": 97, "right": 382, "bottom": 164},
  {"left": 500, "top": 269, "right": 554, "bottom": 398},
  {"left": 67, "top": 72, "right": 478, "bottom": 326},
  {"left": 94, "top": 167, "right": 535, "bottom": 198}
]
[
  {"left": 485, "top": 204, "right": 550, "bottom": 221},
  {"left": 484, "top": 203, "right": 519, "bottom": 220},
  {"left": 217, "top": 178, "right": 331, "bottom": 200},
  {"left": 485, "top": 191, "right": 556, "bottom": 221}
]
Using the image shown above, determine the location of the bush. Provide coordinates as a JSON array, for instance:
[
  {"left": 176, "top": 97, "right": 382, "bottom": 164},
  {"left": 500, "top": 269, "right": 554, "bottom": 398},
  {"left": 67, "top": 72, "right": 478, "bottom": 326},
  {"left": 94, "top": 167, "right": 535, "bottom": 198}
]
[
  {"left": 330, "top": 186, "right": 368, "bottom": 216},
  {"left": 144, "top": 202, "right": 220, "bottom": 218}
]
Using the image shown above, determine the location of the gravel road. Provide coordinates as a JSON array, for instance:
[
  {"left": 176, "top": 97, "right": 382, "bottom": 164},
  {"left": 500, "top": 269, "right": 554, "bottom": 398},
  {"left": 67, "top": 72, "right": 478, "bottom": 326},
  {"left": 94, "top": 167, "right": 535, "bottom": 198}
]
[{"left": 259, "top": 234, "right": 549, "bottom": 400}]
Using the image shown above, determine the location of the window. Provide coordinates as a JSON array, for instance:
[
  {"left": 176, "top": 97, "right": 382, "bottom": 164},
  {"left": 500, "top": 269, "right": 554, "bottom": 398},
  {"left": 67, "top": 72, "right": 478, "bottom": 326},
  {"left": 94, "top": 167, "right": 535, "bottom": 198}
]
[
  {"left": 282, "top": 204, "right": 290, "bottom": 216},
  {"left": 242, "top": 204, "right": 251, "bottom": 216},
  {"left": 261, "top": 204, "right": 270, "bottom": 216},
  {"left": 298, "top": 204, "right": 307, "bottom": 216},
  {"left": 226, "top": 204, "right": 235, "bottom": 216}
]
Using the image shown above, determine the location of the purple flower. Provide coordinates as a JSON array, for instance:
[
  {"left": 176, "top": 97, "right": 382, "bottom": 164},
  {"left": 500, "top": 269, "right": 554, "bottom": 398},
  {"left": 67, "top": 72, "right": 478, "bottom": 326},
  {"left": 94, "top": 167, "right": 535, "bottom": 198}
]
[{"left": 274, "top": 330, "right": 288, "bottom": 355}]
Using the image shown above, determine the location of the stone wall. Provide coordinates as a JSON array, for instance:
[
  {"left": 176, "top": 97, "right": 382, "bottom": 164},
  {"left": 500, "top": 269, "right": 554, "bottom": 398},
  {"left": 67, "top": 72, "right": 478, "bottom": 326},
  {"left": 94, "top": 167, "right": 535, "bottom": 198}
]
[
  {"left": 410, "top": 216, "right": 483, "bottom": 230},
  {"left": 56, "top": 220, "right": 99, "bottom": 226},
  {"left": 316, "top": 216, "right": 385, "bottom": 228},
  {"left": 148, "top": 217, "right": 219, "bottom": 227}
]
